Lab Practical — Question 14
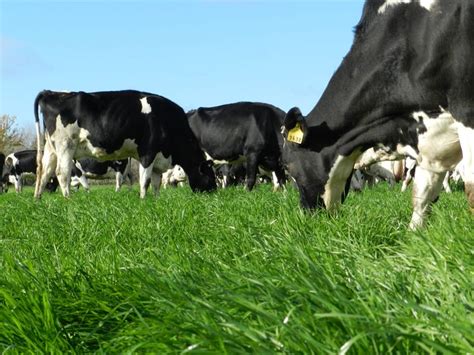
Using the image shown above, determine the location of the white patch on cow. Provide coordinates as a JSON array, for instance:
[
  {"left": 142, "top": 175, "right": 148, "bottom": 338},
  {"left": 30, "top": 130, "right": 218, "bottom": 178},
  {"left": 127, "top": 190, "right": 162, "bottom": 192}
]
[
  {"left": 412, "top": 111, "right": 429, "bottom": 123},
  {"left": 378, "top": 0, "right": 436, "bottom": 14},
  {"left": 272, "top": 172, "right": 279, "bottom": 188},
  {"left": 355, "top": 147, "right": 403, "bottom": 170},
  {"left": 455, "top": 122, "right": 474, "bottom": 212},
  {"left": 323, "top": 151, "right": 360, "bottom": 210},
  {"left": 395, "top": 144, "right": 418, "bottom": 160},
  {"left": 76, "top": 128, "right": 139, "bottom": 160},
  {"left": 416, "top": 111, "right": 462, "bottom": 173},
  {"left": 140, "top": 97, "right": 152, "bottom": 115},
  {"left": 139, "top": 163, "right": 154, "bottom": 199},
  {"left": 5, "top": 153, "right": 19, "bottom": 170},
  {"left": 204, "top": 152, "right": 246, "bottom": 165},
  {"left": 419, "top": 0, "right": 436, "bottom": 11}
]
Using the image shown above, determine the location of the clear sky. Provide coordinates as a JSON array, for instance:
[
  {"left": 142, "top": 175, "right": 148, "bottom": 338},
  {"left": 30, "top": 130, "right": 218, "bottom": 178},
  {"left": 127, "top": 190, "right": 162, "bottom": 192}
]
[{"left": 1, "top": 0, "right": 364, "bottom": 129}]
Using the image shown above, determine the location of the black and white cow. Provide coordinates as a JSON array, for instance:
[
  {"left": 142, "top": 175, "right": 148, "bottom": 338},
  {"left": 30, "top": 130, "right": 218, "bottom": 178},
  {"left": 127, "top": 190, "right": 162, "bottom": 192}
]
[
  {"left": 2, "top": 150, "right": 58, "bottom": 193},
  {"left": 71, "top": 158, "right": 133, "bottom": 192},
  {"left": 34, "top": 90, "right": 216, "bottom": 199},
  {"left": 187, "top": 102, "right": 287, "bottom": 191},
  {"left": 282, "top": 0, "right": 473, "bottom": 229}
]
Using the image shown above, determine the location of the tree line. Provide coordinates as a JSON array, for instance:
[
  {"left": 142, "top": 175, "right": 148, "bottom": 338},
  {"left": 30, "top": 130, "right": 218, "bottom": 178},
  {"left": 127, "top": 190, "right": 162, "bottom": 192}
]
[{"left": 0, "top": 114, "right": 36, "bottom": 154}]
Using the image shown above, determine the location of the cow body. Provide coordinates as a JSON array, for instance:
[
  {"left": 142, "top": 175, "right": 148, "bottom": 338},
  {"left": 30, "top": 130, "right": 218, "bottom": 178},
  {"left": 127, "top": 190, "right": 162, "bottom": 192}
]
[
  {"left": 187, "top": 102, "right": 286, "bottom": 191},
  {"left": 2, "top": 150, "right": 58, "bottom": 193},
  {"left": 71, "top": 158, "right": 132, "bottom": 192},
  {"left": 34, "top": 90, "right": 216, "bottom": 198},
  {"left": 282, "top": 0, "right": 474, "bottom": 228}
]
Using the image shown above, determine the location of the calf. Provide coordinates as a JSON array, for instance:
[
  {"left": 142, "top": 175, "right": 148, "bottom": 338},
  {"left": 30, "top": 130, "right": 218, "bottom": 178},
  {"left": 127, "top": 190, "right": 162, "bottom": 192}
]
[
  {"left": 187, "top": 102, "right": 286, "bottom": 191},
  {"left": 34, "top": 90, "right": 216, "bottom": 198}
]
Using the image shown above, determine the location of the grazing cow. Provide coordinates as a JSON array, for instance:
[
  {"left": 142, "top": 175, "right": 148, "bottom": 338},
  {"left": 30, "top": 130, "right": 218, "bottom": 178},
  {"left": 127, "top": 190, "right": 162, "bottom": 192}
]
[
  {"left": 187, "top": 102, "right": 287, "bottom": 192},
  {"left": 2, "top": 150, "right": 58, "bottom": 193},
  {"left": 34, "top": 90, "right": 216, "bottom": 198},
  {"left": 70, "top": 158, "right": 133, "bottom": 192},
  {"left": 161, "top": 165, "right": 187, "bottom": 188},
  {"left": 282, "top": 0, "right": 473, "bottom": 229}
]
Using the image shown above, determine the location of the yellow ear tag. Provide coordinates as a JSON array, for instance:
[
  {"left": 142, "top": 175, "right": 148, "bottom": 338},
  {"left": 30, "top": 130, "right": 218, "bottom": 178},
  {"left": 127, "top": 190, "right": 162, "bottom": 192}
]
[{"left": 287, "top": 122, "right": 304, "bottom": 144}]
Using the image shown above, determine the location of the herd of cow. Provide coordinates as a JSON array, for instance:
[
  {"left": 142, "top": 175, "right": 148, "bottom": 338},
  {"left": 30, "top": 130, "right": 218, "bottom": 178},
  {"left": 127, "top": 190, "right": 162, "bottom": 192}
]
[{"left": 1, "top": 0, "right": 473, "bottom": 230}]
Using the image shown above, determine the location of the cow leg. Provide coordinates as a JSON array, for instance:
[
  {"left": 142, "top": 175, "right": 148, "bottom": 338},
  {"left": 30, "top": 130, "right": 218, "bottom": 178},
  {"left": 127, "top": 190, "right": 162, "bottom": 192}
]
[
  {"left": 35, "top": 142, "right": 57, "bottom": 198},
  {"left": 78, "top": 175, "right": 90, "bottom": 192},
  {"left": 55, "top": 151, "right": 74, "bottom": 198},
  {"left": 409, "top": 167, "right": 446, "bottom": 230},
  {"left": 14, "top": 175, "right": 21, "bottom": 193},
  {"left": 401, "top": 174, "right": 412, "bottom": 192},
  {"left": 442, "top": 172, "right": 452, "bottom": 193},
  {"left": 139, "top": 163, "right": 153, "bottom": 198},
  {"left": 274, "top": 164, "right": 287, "bottom": 192},
  {"left": 222, "top": 174, "right": 228, "bottom": 188},
  {"left": 457, "top": 124, "right": 474, "bottom": 213},
  {"left": 151, "top": 171, "right": 162, "bottom": 196},
  {"left": 322, "top": 153, "right": 359, "bottom": 210},
  {"left": 244, "top": 154, "right": 259, "bottom": 191},
  {"left": 115, "top": 172, "right": 124, "bottom": 192}
]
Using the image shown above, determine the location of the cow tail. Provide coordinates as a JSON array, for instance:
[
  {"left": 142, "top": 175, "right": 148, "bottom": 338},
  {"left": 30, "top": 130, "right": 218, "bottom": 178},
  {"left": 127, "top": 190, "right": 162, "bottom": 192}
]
[{"left": 34, "top": 91, "right": 46, "bottom": 197}]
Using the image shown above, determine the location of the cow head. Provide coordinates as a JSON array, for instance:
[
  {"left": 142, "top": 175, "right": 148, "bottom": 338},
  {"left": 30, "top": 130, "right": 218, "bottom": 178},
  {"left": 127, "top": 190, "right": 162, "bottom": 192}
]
[
  {"left": 186, "top": 160, "right": 216, "bottom": 192},
  {"left": 282, "top": 109, "right": 358, "bottom": 210}
]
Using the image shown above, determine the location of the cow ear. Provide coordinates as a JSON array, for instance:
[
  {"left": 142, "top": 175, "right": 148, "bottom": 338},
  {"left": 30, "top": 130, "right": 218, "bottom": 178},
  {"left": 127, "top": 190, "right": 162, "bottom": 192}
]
[{"left": 283, "top": 107, "right": 307, "bottom": 145}]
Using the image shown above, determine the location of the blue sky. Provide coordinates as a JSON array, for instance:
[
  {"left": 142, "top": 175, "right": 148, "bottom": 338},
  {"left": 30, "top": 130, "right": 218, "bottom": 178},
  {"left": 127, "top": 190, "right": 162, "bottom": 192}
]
[{"left": 1, "top": 0, "right": 364, "bottom": 129}]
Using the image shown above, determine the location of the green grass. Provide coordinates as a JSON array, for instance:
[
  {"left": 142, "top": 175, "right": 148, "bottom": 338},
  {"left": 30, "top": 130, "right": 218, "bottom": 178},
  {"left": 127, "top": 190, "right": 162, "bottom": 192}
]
[{"left": 0, "top": 183, "right": 473, "bottom": 353}]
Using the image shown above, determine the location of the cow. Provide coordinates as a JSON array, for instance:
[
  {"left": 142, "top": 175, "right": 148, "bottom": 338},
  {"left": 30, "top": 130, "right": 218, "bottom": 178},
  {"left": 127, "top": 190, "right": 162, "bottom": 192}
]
[
  {"left": 281, "top": 0, "right": 473, "bottom": 229},
  {"left": 187, "top": 102, "right": 287, "bottom": 192},
  {"left": 2, "top": 150, "right": 59, "bottom": 193},
  {"left": 161, "top": 165, "right": 187, "bottom": 188},
  {"left": 70, "top": 158, "right": 133, "bottom": 192},
  {"left": 34, "top": 90, "right": 216, "bottom": 199}
]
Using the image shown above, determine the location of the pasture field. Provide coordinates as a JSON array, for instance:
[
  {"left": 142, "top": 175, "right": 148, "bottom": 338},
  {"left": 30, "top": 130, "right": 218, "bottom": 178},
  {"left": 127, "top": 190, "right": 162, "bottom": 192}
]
[{"left": 0, "top": 183, "right": 473, "bottom": 353}]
